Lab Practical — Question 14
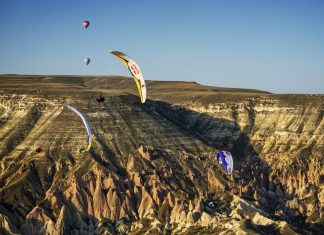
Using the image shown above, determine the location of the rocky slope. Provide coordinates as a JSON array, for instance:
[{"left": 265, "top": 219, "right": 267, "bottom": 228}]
[{"left": 0, "top": 75, "right": 323, "bottom": 234}]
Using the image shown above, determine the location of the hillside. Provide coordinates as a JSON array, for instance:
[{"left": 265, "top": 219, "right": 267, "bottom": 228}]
[{"left": 0, "top": 75, "right": 323, "bottom": 234}]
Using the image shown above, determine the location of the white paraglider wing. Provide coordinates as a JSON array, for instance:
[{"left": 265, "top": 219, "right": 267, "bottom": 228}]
[
  {"left": 223, "top": 151, "right": 233, "bottom": 174},
  {"left": 64, "top": 104, "right": 92, "bottom": 151}
]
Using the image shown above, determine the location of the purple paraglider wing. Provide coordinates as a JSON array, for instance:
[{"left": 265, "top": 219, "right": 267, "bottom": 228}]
[{"left": 216, "top": 151, "right": 233, "bottom": 174}]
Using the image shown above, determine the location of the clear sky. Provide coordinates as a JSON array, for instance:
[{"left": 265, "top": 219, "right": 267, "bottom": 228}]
[{"left": 0, "top": 0, "right": 323, "bottom": 93}]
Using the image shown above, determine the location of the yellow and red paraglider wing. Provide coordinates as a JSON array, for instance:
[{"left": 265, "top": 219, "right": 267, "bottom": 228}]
[{"left": 110, "top": 51, "right": 146, "bottom": 103}]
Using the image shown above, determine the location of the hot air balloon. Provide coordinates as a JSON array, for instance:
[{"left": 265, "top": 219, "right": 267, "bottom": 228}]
[
  {"left": 83, "top": 58, "right": 90, "bottom": 66},
  {"left": 110, "top": 51, "right": 146, "bottom": 103},
  {"left": 83, "top": 20, "right": 90, "bottom": 29}
]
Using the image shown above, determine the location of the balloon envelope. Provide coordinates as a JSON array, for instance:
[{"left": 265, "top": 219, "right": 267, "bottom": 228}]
[
  {"left": 83, "top": 20, "right": 90, "bottom": 28},
  {"left": 83, "top": 58, "right": 90, "bottom": 65}
]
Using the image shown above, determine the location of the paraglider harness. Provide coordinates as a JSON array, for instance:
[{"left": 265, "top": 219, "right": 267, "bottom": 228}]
[
  {"left": 36, "top": 146, "right": 43, "bottom": 153},
  {"left": 96, "top": 95, "right": 105, "bottom": 103}
]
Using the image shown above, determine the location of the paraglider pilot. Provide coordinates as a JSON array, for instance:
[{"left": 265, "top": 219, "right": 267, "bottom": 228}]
[
  {"left": 96, "top": 94, "right": 105, "bottom": 103},
  {"left": 36, "top": 145, "right": 43, "bottom": 153}
]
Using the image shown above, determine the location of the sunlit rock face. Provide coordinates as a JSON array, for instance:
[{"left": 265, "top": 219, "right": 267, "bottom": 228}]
[{"left": 0, "top": 75, "right": 323, "bottom": 234}]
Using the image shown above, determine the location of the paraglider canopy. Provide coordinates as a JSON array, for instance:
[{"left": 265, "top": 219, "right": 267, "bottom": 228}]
[
  {"left": 110, "top": 51, "right": 146, "bottom": 103},
  {"left": 64, "top": 104, "right": 92, "bottom": 152},
  {"left": 83, "top": 20, "right": 90, "bottom": 29},
  {"left": 83, "top": 58, "right": 90, "bottom": 66},
  {"left": 216, "top": 151, "right": 233, "bottom": 174}
]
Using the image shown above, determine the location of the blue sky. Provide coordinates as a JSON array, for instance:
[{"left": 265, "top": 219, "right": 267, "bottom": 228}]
[{"left": 0, "top": 0, "right": 323, "bottom": 93}]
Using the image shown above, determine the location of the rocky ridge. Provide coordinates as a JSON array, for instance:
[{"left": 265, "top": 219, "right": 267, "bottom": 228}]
[{"left": 0, "top": 75, "right": 323, "bottom": 234}]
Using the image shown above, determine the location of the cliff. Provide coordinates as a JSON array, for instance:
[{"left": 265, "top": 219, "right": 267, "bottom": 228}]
[{"left": 0, "top": 75, "right": 323, "bottom": 234}]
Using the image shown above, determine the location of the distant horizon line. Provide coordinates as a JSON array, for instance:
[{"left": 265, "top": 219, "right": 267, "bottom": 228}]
[{"left": 1, "top": 73, "right": 323, "bottom": 95}]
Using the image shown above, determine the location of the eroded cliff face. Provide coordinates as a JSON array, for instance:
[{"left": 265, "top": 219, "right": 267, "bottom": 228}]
[
  {"left": 169, "top": 97, "right": 324, "bottom": 226},
  {"left": 0, "top": 76, "right": 323, "bottom": 234}
]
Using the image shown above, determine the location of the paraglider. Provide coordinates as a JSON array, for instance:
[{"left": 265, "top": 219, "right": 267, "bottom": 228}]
[
  {"left": 216, "top": 151, "right": 233, "bottom": 174},
  {"left": 110, "top": 51, "right": 146, "bottom": 103},
  {"left": 64, "top": 104, "right": 92, "bottom": 152},
  {"left": 82, "top": 20, "right": 90, "bottom": 29},
  {"left": 83, "top": 57, "right": 90, "bottom": 66},
  {"left": 96, "top": 94, "right": 105, "bottom": 103},
  {"left": 35, "top": 146, "right": 43, "bottom": 153}
]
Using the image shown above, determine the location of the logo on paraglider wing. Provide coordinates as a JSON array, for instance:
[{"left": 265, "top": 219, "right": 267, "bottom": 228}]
[{"left": 130, "top": 64, "right": 140, "bottom": 75}]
